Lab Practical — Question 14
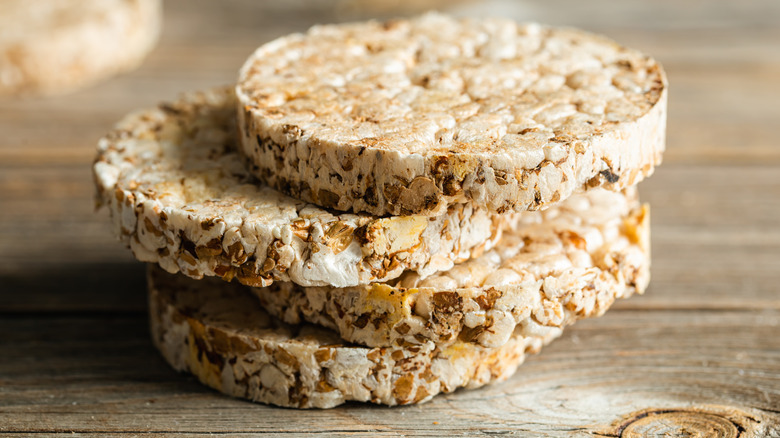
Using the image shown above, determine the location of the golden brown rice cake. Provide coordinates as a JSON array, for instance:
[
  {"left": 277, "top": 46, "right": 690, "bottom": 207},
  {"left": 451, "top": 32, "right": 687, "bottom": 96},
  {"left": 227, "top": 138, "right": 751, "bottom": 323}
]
[
  {"left": 237, "top": 13, "right": 666, "bottom": 216},
  {"left": 94, "top": 88, "right": 520, "bottom": 288}
]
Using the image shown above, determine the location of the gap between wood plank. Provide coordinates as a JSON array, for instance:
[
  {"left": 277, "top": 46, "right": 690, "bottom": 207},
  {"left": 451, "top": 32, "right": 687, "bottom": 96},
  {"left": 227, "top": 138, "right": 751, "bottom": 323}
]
[{"left": 1, "top": 306, "right": 778, "bottom": 318}]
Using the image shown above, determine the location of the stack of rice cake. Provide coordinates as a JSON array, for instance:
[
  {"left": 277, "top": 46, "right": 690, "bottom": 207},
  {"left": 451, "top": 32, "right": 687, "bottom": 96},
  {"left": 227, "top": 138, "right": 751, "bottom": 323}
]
[{"left": 93, "top": 13, "right": 666, "bottom": 409}]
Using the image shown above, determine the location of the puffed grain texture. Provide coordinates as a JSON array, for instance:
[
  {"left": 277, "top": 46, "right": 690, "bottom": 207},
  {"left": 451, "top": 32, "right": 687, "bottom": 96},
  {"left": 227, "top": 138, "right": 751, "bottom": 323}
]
[
  {"left": 237, "top": 13, "right": 667, "bottom": 216},
  {"left": 252, "top": 188, "right": 649, "bottom": 348},
  {"left": 93, "top": 88, "right": 513, "bottom": 288},
  {"left": 149, "top": 266, "right": 561, "bottom": 408},
  {"left": 0, "top": 0, "right": 161, "bottom": 96}
]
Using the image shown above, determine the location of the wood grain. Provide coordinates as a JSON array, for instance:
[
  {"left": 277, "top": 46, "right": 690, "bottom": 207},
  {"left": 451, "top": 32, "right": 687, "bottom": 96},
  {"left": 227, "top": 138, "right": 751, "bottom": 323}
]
[
  {"left": 1, "top": 310, "right": 778, "bottom": 436},
  {"left": 1, "top": 0, "right": 779, "bottom": 436}
]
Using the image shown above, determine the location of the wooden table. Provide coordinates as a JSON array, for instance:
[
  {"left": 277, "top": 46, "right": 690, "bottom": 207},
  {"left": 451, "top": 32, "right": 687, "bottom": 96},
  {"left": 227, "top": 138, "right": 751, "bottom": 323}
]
[{"left": 2, "top": 0, "right": 779, "bottom": 436}]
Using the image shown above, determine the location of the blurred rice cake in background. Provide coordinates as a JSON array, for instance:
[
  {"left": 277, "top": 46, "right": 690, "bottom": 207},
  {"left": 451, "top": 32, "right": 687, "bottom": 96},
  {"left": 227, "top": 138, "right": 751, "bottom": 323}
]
[{"left": 0, "top": 0, "right": 161, "bottom": 96}]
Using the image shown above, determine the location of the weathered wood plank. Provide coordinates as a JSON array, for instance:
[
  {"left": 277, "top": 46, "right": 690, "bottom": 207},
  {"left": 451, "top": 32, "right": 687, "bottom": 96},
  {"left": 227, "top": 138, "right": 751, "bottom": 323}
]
[
  {"left": 3, "top": 48, "right": 779, "bottom": 166},
  {"left": 2, "top": 162, "right": 779, "bottom": 232},
  {"left": 0, "top": 310, "right": 778, "bottom": 436},
  {"left": 3, "top": 164, "right": 778, "bottom": 311},
  {"left": 0, "top": 3, "right": 779, "bottom": 164}
]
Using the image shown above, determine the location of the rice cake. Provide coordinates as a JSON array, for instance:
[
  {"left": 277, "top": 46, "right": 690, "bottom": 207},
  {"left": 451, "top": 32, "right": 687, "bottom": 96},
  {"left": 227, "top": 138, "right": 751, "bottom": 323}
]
[
  {"left": 0, "top": 0, "right": 161, "bottom": 96},
  {"left": 148, "top": 265, "right": 561, "bottom": 408},
  {"left": 252, "top": 188, "right": 649, "bottom": 348},
  {"left": 93, "top": 88, "right": 515, "bottom": 288},
  {"left": 236, "top": 13, "right": 666, "bottom": 216}
]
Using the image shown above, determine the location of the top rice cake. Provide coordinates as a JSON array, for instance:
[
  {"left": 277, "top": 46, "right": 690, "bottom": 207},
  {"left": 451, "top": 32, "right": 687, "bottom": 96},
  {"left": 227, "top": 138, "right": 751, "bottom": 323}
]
[{"left": 237, "top": 13, "right": 667, "bottom": 216}]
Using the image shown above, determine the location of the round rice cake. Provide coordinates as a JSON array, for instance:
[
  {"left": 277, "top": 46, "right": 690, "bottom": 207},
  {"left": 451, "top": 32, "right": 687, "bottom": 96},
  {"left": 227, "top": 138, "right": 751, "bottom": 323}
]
[
  {"left": 236, "top": 13, "right": 666, "bottom": 216},
  {"left": 252, "top": 188, "right": 650, "bottom": 348},
  {"left": 148, "top": 265, "right": 561, "bottom": 408},
  {"left": 0, "top": 0, "right": 161, "bottom": 96},
  {"left": 93, "top": 88, "right": 517, "bottom": 288}
]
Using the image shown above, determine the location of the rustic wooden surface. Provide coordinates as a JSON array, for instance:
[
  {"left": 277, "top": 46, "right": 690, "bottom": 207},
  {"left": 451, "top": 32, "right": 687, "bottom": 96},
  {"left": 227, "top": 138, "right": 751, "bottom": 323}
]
[{"left": 1, "top": 0, "right": 779, "bottom": 436}]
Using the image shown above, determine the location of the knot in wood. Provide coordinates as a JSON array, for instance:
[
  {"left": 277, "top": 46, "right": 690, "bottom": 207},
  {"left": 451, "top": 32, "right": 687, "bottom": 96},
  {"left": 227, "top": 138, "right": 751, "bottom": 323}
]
[{"left": 615, "top": 406, "right": 764, "bottom": 438}]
